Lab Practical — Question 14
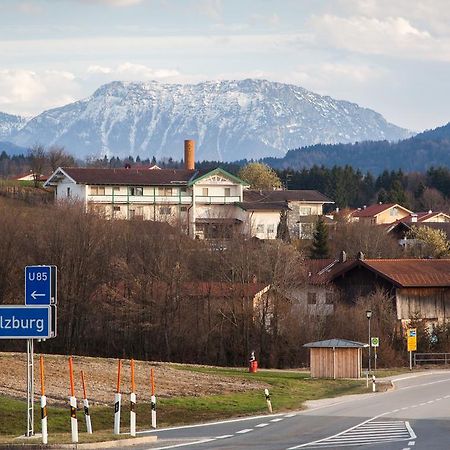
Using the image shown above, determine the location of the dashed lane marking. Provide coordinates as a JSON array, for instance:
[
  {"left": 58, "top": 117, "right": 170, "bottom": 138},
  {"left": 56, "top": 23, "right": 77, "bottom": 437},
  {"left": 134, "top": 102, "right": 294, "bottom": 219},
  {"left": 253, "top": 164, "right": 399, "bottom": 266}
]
[
  {"left": 215, "top": 435, "right": 233, "bottom": 439},
  {"left": 255, "top": 423, "right": 269, "bottom": 427},
  {"left": 271, "top": 418, "right": 284, "bottom": 422},
  {"left": 236, "top": 428, "right": 253, "bottom": 434}
]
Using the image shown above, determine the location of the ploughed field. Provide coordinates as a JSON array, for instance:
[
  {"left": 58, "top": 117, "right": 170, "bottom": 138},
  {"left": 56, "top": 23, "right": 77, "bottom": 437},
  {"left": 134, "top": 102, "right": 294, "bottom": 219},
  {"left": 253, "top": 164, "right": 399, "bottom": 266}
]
[{"left": 0, "top": 352, "right": 266, "bottom": 405}]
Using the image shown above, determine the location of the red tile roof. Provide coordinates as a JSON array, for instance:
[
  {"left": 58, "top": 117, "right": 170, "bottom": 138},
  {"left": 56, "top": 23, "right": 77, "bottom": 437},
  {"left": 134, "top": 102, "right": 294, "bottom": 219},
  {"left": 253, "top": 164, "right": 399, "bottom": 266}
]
[
  {"left": 352, "top": 203, "right": 409, "bottom": 218},
  {"left": 324, "top": 258, "right": 450, "bottom": 288}
]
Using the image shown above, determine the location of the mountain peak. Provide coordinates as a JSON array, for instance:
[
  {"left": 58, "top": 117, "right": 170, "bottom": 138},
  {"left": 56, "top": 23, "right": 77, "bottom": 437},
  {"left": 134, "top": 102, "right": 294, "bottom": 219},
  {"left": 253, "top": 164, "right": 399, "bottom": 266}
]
[{"left": 3, "top": 79, "right": 411, "bottom": 161}]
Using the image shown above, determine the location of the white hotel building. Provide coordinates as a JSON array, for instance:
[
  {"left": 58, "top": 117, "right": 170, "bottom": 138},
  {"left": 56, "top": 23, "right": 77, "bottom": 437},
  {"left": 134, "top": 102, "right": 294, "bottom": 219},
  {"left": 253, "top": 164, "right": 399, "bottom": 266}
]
[{"left": 45, "top": 141, "right": 332, "bottom": 240}]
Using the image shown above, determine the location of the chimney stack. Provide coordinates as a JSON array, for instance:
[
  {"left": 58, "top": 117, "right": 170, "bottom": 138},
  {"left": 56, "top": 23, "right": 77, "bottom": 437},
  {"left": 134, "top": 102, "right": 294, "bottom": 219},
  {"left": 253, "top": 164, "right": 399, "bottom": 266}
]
[
  {"left": 184, "top": 140, "right": 195, "bottom": 170},
  {"left": 411, "top": 213, "right": 418, "bottom": 223}
]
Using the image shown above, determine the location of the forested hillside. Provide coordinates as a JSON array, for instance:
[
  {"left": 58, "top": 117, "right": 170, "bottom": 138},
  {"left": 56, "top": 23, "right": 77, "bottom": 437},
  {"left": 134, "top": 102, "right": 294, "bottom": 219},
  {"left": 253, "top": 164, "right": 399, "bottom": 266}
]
[{"left": 264, "top": 123, "right": 450, "bottom": 174}]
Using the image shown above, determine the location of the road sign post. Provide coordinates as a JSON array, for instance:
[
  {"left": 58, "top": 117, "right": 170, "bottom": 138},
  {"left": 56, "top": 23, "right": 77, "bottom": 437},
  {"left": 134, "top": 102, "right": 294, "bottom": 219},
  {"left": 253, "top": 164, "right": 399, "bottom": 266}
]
[
  {"left": 407, "top": 328, "right": 417, "bottom": 370},
  {"left": 371, "top": 337, "right": 379, "bottom": 372},
  {"left": 25, "top": 265, "right": 57, "bottom": 306}
]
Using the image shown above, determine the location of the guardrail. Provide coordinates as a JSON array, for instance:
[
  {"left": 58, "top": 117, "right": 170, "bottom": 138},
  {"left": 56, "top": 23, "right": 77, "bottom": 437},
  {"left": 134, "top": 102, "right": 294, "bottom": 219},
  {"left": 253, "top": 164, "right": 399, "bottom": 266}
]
[{"left": 414, "top": 352, "right": 450, "bottom": 366}]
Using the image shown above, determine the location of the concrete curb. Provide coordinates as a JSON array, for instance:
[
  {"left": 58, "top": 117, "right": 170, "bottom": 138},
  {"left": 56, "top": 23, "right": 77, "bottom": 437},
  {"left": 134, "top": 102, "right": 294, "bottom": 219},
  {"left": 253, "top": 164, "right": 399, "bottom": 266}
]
[{"left": 4, "top": 435, "right": 157, "bottom": 449}]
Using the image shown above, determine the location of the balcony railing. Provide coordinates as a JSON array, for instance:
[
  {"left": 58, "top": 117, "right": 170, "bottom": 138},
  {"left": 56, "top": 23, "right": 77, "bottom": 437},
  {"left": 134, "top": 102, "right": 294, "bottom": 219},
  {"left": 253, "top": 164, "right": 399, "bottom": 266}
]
[
  {"left": 88, "top": 194, "right": 193, "bottom": 204},
  {"left": 195, "top": 195, "right": 241, "bottom": 204}
]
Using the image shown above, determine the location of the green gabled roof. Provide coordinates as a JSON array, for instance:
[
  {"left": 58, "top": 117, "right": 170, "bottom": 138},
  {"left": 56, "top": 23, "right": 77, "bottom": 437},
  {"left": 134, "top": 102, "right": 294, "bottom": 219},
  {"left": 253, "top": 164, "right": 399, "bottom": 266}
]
[{"left": 188, "top": 167, "right": 249, "bottom": 186}]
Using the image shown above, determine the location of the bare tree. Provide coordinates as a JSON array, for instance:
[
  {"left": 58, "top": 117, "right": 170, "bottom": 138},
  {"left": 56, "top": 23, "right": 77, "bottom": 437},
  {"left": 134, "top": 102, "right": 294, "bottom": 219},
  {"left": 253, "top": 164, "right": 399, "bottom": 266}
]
[
  {"left": 28, "top": 144, "right": 47, "bottom": 187},
  {"left": 47, "top": 146, "right": 75, "bottom": 172}
]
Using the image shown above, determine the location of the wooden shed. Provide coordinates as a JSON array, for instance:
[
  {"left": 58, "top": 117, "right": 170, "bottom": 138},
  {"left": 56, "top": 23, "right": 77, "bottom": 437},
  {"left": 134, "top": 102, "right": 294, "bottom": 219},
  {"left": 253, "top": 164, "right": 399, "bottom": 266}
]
[{"left": 303, "top": 339, "right": 368, "bottom": 379}]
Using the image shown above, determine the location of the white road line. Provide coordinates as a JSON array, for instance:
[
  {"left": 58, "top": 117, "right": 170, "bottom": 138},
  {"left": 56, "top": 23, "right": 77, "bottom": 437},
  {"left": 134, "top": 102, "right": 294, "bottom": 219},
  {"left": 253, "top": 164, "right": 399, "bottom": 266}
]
[
  {"left": 236, "top": 428, "right": 253, "bottom": 434},
  {"left": 149, "top": 438, "right": 217, "bottom": 449},
  {"left": 409, "top": 441, "right": 416, "bottom": 445},
  {"left": 405, "top": 422, "right": 417, "bottom": 439},
  {"left": 271, "top": 418, "right": 284, "bottom": 422},
  {"left": 255, "top": 423, "right": 269, "bottom": 427},
  {"left": 136, "top": 412, "right": 283, "bottom": 434},
  {"left": 215, "top": 434, "right": 233, "bottom": 439}
]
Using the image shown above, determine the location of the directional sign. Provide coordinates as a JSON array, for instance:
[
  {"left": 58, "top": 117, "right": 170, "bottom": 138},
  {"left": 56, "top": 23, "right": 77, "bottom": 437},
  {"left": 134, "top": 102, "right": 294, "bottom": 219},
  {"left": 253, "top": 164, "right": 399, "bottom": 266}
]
[
  {"left": 25, "top": 265, "right": 57, "bottom": 306},
  {"left": 0, "top": 306, "right": 51, "bottom": 339},
  {"left": 371, "top": 337, "right": 380, "bottom": 347},
  {"left": 407, "top": 328, "right": 417, "bottom": 352}
]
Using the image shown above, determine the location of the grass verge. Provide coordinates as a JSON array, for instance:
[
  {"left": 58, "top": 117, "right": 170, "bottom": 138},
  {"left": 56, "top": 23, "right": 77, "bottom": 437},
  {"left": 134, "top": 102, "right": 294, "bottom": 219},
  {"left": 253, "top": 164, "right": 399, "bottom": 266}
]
[{"left": 1, "top": 366, "right": 370, "bottom": 443}]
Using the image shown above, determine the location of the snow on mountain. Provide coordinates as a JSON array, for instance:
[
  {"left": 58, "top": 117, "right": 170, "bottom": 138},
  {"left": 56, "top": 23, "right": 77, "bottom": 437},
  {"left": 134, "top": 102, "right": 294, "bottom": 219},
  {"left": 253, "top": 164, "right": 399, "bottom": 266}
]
[
  {"left": 0, "top": 112, "right": 28, "bottom": 140},
  {"left": 6, "top": 79, "right": 410, "bottom": 161}
]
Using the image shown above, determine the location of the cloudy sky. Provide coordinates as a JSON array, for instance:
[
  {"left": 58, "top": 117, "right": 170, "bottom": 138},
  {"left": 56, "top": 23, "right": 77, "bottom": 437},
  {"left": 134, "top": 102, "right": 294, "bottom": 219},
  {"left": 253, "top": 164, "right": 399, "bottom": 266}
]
[{"left": 0, "top": 0, "right": 449, "bottom": 131}]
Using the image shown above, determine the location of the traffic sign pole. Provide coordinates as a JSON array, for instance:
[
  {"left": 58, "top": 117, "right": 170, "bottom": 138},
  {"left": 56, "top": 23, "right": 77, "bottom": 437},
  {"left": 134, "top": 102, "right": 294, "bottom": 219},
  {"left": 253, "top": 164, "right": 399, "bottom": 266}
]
[{"left": 26, "top": 339, "right": 34, "bottom": 437}]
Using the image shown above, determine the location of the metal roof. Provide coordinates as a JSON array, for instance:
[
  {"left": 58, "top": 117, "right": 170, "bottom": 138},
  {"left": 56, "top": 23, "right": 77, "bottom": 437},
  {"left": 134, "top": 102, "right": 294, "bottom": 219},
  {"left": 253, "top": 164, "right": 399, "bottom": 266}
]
[{"left": 303, "top": 339, "right": 369, "bottom": 348}]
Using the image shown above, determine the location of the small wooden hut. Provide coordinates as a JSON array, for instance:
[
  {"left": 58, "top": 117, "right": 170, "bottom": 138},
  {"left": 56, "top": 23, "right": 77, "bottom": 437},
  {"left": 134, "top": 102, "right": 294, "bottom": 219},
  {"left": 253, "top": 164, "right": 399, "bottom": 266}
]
[{"left": 304, "top": 339, "right": 368, "bottom": 379}]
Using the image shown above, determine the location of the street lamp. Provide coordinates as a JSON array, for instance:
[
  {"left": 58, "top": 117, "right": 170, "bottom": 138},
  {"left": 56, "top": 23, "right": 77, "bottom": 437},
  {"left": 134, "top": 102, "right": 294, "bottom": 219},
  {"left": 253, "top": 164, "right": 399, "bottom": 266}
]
[{"left": 366, "top": 310, "right": 372, "bottom": 374}]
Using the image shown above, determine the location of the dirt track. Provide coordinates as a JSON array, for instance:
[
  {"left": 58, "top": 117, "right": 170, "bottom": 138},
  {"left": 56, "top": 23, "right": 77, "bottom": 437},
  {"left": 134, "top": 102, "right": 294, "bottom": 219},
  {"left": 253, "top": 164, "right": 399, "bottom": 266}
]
[{"left": 0, "top": 352, "right": 265, "bottom": 406}]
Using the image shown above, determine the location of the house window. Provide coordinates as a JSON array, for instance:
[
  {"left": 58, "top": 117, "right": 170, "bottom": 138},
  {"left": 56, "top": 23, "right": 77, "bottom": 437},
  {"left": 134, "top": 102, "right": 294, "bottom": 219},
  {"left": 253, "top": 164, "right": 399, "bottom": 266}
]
[
  {"left": 67, "top": 187, "right": 71, "bottom": 198},
  {"left": 159, "top": 206, "right": 172, "bottom": 215},
  {"left": 267, "top": 224, "right": 275, "bottom": 234},
  {"left": 113, "top": 206, "right": 121, "bottom": 212},
  {"left": 202, "top": 187, "right": 209, "bottom": 196},
  {"left": 113, "top": 186, "right": 121, "bottom": 193},
  {"left": 325, "top": 292, "right": 334, "bottom": 305},
  {"left": 129, "top": 187, "right": 143, "bottom": 196},
  {"left": 90, "top": 186, "right": 105, "bottom": 195},
  {"left": 180, "top": 206, "right": 188, "bottom": 212},
  {"left": 390, "top": 207, "right": 398, "bottom": 216},
  {"left": 300, "top": 207, "right": 312, "bottom": 216},
  {"left": 224, "top": 187, "right": 231, "bottom": 197},
  {"left": 159, "top": 187, "right": 173, "bottom": 196},
  {"left": 181, "top": 187, "right": 187, "bottom": 193},
  {"left": 307, "top": 292, "right": 317, "bottom": 305},
  {"left": 256, "top": 224, "right": 265, "bottom": 233}
]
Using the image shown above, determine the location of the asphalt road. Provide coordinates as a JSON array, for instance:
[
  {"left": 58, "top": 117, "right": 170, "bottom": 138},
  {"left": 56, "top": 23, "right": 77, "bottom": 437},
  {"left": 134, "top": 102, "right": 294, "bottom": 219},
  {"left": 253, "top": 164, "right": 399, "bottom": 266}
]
[{"left": 129, "top": 371, "right": 450, "bottom": 450}]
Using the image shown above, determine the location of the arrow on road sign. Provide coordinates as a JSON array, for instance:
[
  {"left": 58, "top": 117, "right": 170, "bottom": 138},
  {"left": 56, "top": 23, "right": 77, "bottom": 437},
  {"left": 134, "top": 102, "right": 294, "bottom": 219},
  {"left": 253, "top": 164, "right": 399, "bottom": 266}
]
[{"left": 31, "top": 291, "right": 46, "bottom": 300}]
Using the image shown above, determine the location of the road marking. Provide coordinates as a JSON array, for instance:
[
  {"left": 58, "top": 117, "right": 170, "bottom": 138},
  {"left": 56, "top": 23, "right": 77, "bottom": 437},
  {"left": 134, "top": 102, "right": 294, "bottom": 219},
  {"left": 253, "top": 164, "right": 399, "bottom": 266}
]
[
  {"left": 271, "top": 418, "right": 284, "bottom": 422},
  {"left": 285, "top": 413, "right": 297, "bottom": 417},
  {"left": 409, "top": 441, "right": 416, "bottom": 445},
  {"left": 236, "top": 428, "right": 253, "bottom": 434},
  {"left": 136, "top": 412, "right": 284, "bottom": 434},
  {"left": 288, "top": 420, "right": 416, "bottom": 449},
  {"left": 149, "top": 438, "right": 217, "bottom": 449},
  {"left": 215, "top": 434, "right": 233, "bottom": 439},
  {"left": 255, "top": 423, "right": 269, "bottom": 427}
]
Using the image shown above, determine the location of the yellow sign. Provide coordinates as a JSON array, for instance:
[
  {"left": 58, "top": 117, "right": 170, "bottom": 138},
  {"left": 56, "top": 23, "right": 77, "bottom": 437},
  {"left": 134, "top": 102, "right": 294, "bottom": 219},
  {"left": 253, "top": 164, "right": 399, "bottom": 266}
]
[{"left": 407, "top": 328, "right": 417, "bottom": 352}]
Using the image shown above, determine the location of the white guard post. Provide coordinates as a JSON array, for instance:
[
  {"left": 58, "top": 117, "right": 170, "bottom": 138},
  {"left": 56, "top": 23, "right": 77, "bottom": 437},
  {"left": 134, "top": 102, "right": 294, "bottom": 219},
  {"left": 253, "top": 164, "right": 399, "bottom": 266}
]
[
  {"left": 114, "top": 359, "right": 122, "bottom": 435},
  {"left": 81, "top": 370, "right": 93, "bottom": 434},
  {"left": 372, "top": 374, "right": 376, "bottom": 393},
  {"left": 151, "top": 368, "right": 157, "bottom": 429},
  {"left": 130, "top": 392, "right": 136, "bottom": 436},
  {"left": 68, "top": 356, "right": 78, "bottom": 444},
  {"left": 39, "top": 355, "right": 47, "bottom": 444},
  {"left": 84, "top": 398, "right": 93, "bottom": 434},
  {"left": 264, "top": 388, "right": 273, "bottom": 413},
  {"left": 41, "top": 395, "right": 48, "bottom": 444},
  {"left": 130, "top": 359, "right": 136, "bottom": 437},
  {"left": 70, "top": 396, "right": 79, "bottom": 443},
  {"left": 151, "top": 395, "right": 157, "bottom": 429},
  {"left": 114, "top": 393, "right": 122, "bottom": 435}
]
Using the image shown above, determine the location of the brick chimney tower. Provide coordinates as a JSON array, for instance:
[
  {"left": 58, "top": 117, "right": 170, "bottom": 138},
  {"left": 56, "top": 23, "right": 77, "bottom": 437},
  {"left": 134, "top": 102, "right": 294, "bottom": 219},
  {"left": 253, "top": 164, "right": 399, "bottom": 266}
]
[{"left": 184, "top": 140, "right": 195, "bottom": 170}]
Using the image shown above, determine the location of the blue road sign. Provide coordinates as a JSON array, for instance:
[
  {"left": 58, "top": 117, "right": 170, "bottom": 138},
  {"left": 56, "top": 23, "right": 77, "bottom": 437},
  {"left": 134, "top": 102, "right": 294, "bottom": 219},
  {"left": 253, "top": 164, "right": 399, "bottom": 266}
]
[
  {"left": 0, "top": 306, "right": 51, "bottom": 339},
  {"left": 25, "top": 265, "right": 57, "bottom": 305}
]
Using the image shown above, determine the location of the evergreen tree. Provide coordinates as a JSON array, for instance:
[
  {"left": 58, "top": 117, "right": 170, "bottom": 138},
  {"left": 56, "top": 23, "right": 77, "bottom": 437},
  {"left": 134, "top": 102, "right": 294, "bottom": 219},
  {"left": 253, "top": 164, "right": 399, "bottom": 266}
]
[
  {"left": 310, "top": 216, "right": 330, "bottom": 259},
  {"left": 276, "top": 209, "right": 291, "bottom": 243}
]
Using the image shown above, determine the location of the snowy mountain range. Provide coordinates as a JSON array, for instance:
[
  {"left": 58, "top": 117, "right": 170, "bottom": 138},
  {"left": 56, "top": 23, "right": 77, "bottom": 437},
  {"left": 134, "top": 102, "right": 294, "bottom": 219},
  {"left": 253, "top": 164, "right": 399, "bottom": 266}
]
[{"left": 0, "top": 79, "right": 411, "bottom": 161}]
